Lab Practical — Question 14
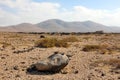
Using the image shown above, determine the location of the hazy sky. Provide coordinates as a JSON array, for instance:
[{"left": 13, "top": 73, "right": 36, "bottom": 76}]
[{"left": 0, "top": 0, "right": 120, "bottom": 26}]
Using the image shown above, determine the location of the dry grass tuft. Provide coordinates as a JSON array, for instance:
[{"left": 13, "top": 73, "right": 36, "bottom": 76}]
[
  {"left": 62, "top": 36, "right": 79, "bottom": 42},
  {"left": 34, "top": 36, "right": 79, "bottom": 48},
  {"left": 34, "top": 38, "right": 69, "bottom": 48},
  {"left": 82, "top": 44, "right": 119, "bottom": 54},
  {"left": 82, "top": 44, "right": 102, "bottom": 51}
]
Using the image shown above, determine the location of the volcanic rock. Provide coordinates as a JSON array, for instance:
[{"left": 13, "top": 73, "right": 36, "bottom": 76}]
[{"left": 30, "top": 52, "right": 69, "bottom": 72}]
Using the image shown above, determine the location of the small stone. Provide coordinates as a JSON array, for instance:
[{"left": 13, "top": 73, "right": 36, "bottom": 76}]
[
  {"left": 22, "top": 69, "right": 25, "bottom": 71},
  {"left": 118, "top": 77, "right": 120, "bottom": 79},
  {"left": 66, "top": 53, "right": 74, "bottom": 58},
  {"left": 61, "top": 69, "right": 68, "bottom": 74},
  {"left": 20, "top": 62, "right": 25, "bottom": 64},
  {"left": 4, "top": 68, "right": 8, "bottom": 71},
  {"left": 117, "top": 56, "right": 120, "bottom": 59},
  {"left": 15, "top": 74, "right": 20, "bottom": 78},
  {"left": 73, "top": 70, "right": 78, "bottom": 74},
  {"left": 101, "top": 73, "right": 105, "bottom": 76},
  {"left": 13, "top": 66, "right": 19, "bottom": 70},
  {"left": 1, "top": 57, "right": 5, "bottom": 59}
]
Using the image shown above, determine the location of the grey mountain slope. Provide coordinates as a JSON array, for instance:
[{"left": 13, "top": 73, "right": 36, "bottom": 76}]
[
  {"left": 36, "top": 19, "right": 67, "bottom": 32},
  {"left": 108, "top": 26, "right": 120, "bottom": 32},
  {"left": 0, "top": 19, "right": 120, "bottom": 32},
  {"left": 36, "top": 19, "right": 120, "bottom": 32}
]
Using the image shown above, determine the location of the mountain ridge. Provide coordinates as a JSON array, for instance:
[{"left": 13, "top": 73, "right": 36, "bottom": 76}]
[{"left": 0, "top": 19, "right": 120, "bottom": 32}]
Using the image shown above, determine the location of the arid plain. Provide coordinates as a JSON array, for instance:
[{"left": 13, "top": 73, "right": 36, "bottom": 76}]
[{"left": 0, "top": 32, "right": 120, "bottom": 80}]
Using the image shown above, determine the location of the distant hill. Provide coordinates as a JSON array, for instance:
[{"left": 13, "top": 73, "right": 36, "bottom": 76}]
[
  {"left": 0, "top": 19, "right": 120, "bottom": 32},
  {"left": 0, "top": 23, "right": 44, "bottom": 32}
]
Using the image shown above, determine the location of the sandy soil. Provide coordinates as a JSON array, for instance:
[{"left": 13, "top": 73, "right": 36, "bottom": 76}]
[{"left": 0, "top": 32, "right": 120, "bottom": 80}]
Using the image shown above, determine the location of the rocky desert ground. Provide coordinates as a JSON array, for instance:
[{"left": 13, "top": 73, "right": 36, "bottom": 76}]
[{"left": 0, "top": 32, "right": 120, "bottom": 80}]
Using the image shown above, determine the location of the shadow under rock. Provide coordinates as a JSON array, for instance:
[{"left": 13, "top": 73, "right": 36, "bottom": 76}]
[{"left": 26, "top": 66, "right": 59, "bottom": 75}]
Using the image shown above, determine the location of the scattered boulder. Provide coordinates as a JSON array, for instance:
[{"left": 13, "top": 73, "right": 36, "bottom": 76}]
[{"left": 28, "top": 52, "right": 69, "bottom": 72}]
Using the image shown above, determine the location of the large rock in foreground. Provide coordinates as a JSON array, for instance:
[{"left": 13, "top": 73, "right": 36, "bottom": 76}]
[{"left": 30, "top": 52, "right": 69, "bottom": 72}]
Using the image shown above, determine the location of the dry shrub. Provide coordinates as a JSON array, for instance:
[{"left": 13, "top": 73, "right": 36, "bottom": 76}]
[
  {"left": 55, "top": 40, "right": 69, "bottom": 47},
  {"left": 62, "top": 36, "right": 79, "bottom": 42},
  {"left": 82, "top": 44, "right": 116, "bottom": 54},
  {"left": 34, "top": 38, "right": 69, "bottom": 48},
  {"left": 35, "top": 38, "right": 56, "bottom": 48},
  {"left": 82, "top": 44, "right": 102, "bottom": 51}
]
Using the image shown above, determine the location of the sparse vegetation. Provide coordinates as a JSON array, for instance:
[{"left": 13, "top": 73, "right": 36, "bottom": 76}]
[
  {"left": 34, "top": 38, "right": 69, "bottom": 48},
  {"left": 82, "top": 44, "right": 102, "bottom": 51},
  {"left": 91, "top": 59, "right": 120, "bottom": 69},
  {"left": 34, "top": 36, "right": 79, "bottom": 48},
  {"left": 0, "top": 32, "right": 120, "bottom": 80},
  {"left": 62, "top": 36, "right": 79, "bottom": 42},
  {"left": 82, "top": 44, "right": 117, "bottom": 54},
  {"left": 55, "top": 39, "right": 69, "bottom": 47},
  {"left": 5, "top": 34, "right": 21, "bottom": 38}
]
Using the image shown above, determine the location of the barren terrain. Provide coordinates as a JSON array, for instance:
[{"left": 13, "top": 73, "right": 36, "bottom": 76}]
[{"left": 0, "top": 32, "right": 120, "bottom": 80}]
